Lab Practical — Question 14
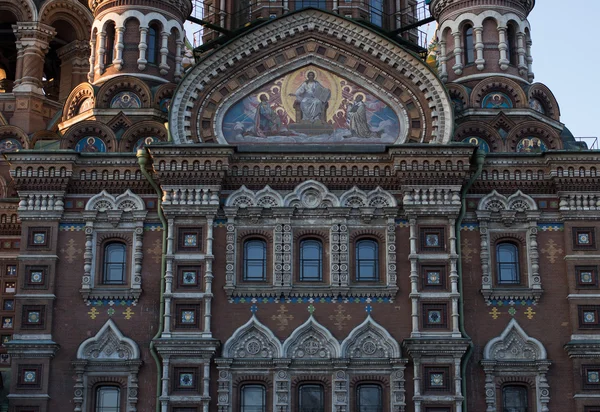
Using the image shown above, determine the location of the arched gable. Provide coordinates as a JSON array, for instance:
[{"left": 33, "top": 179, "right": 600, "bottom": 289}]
[
  {"left": 341, "top": 315, "right": 401, "bottom": 359},
  {"left": 39, "top": 0, "right": 93, "bottom": 40},
  {"left": 85, "top": 189, "right": 146, "bottom": 212},
  {"left": 225, "top": 185, "right": 284, "bottom": 208},
  {"left": 477, "top": 190, "right": 537, "bottom": 213},
  {"left": 170, "top": 9, "right": 453, "bottom": 145},
  {"left": 483, "top": 319, "right": 546, "bottom": 361},
  {"left": 0, "top": 0, "right": 37, "bottom": 22},
  {"left": 282, "top": 315, "right": 341, "bottom": 359},
  {"left": 77, "top": 319, "right": 140, "bottom": 360},
  {"left": 222, "top": 314, "right": 282, "bottom": 358},
  {"left": 471, "top": 77, "right": 528, "bottom": 109},
  {"left": 283, "top": 180, "right": 339, "bottom": 208}
]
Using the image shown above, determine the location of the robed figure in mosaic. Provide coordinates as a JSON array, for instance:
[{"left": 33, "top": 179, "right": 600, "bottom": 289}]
[{"left": 291, "top": 71, "right": 331, "bottom": 123}]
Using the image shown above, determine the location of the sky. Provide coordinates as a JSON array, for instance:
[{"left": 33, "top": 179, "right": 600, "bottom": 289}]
[{"left": 184, "top": 0, "right": 599, "bottom": 140}]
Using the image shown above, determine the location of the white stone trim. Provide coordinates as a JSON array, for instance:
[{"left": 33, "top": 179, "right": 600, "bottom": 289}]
[
  {"left": 282, "top": 315, "right": 341, "bottom": 359},
  {"left": 222, "top": 314, "right": 282, "bottom": 358}
]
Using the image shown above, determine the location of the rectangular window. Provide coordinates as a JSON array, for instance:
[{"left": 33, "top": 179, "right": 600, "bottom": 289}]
[
  {"left": 422, "top": 303, "right": 448, "bottom": 329},
  {"left": 573, "top": 227, "right": 596, "bottom": 250},
  {"left": 421, "top": 265, "right": 446, "bottom": 290},
  {"left": 299, "top": 239, "right": 323, "bottom": 282},
  {"left": 420, "top": 227, "right": 445, "bottom": 252},
  {"left": 298, "top": 384, "right": 324, "bottom": 412},
  {"left": 583, "top": 365, "right": 600, "bottom": 390}
]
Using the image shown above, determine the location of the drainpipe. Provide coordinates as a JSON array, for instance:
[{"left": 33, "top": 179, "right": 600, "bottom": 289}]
[
  {"left": 137, "top": 149, "right": 167, "bottom": 412},
  {"left": 456, "top": 150, "right": 485, "bottom": 412}
]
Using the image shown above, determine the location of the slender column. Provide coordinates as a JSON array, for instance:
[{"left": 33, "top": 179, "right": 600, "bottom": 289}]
[
  {"left": 203, "top": 362, "right": 211, "bottom": 412},
  {"left": 526, "top": 37, "right": 534, "bottom": 82},
  {"left": 160, "top": 357, "right": 170, "bottom": 412},
  {"left": 88, "top": 35, "right": 96, "bottom": 82},
  {"left": 454, "top": 357, "right": 463, "bottom": 412},
  {"left": 159, "top": 31, "right": 170, "bottom": 75},
  {"left": 413, "top": 358, "right": 422, "bottom": 412},
  {"left": 96, "top": 31, "right": 107, "bottom": 77},
  {"left": 474, "top": 26, "right": 485, "bottom": 70},
  {"left": 174, "top": 38, "right": 183, "bottom": 81},
  {"left": 497, "top": 25, "right": 509, "bottom": 70},
  {"left": 409, "top": 218, "right": 420, "bottom": 337},
  {"left": 12, "top": 22, "right": 55, "bottom": 94},
  {"left": 516, "top": 32, "right": 527, "bottom": 76},
  {"left": 220, "top": 0, "right": 226, "bottom": 28},
  {"left": 137, "top": 26, "right": 148, "bottom": 70},
  {"left": 449, "top": 219, "right": 460, "bottom": 336},
  {"left": 284, "top": 0, "right": 289, "bottom": 13},
  {"left": 204, "top": 217, "right": 214, "bottom": 334},
  {"left": 438, "top": 40, "right": 448, "bottom": 82},
  {"left": 163, "top": 218, "right": 175, "bottom": 336},
  {"left": 332, "top": 0, "right": 338, "bottom": 12},
  {"left": 451, "top": 31, "right": 463, "bottom": 75},
  {"left": 113, "top": 26, "right": 125, "bottom": 70}
]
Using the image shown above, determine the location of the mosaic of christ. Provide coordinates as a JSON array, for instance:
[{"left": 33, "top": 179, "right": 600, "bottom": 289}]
[{"left": 221, "top": 66, "right": 402, "bottom": 144}]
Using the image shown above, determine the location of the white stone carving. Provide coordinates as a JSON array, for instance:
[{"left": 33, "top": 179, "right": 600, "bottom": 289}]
[
  {"left": 478, "top": 190, "right": 537, "bottom": 214},
  {"left": 225, "top": 185, "right": 283, "bottom": 208},
  {"left": 282, "top": 315, "right": 340, "bottom": 359},
  {"left": 283, "top": 180, "right": 340, "bottom": 209},
  {"left": 222, "top": 314, "right": 282, "bottom": 359},
  {"left": 162, "top": 185, "right": 220, "bottom": 206},
  {"left": 86, "top": 189, "right": 146, "bottom": 212},
  {"left": 339, "top": 186, "right": 397, "bottom": 208},
  {"left": 77, "top": 319, "right": 140, "bottom": 361},
  {"left": 481, "top": 319, "right": 550, "bottom": 412},
  {"left": 559, "top": 192, "right": 600, "bottom": 211},
  {"left": 341, "top": 315, "right": 401, "bottom": 358}
]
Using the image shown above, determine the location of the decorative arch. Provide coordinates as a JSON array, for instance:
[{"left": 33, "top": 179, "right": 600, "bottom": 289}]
[
  {"left": 119, "top": 121, "right": 168, "bottom": 152},
  {"left": 527, "top": 83, "right": 560, "bottom": 121},
  {"left": 170, "top": 9, "right": 453, "bottom": 145},
  {"left": 222, "top": 314, "right": 282, "bottom": 359},
  {"left": 471, "top": 77, "right": 528, "bottom": 109},
  {"left": 63, "top": 82, "right": 96, "bottom": 121},
  {"left": 477, "top": 190, "right": 537, "bottom": 213},
  {"left": 446, "top": 83, "right": 470, "bottom": 112},
  {"left": 481, "top": 319, "right": 550, "bottom": 412},
  {"left": 77, "top": 319, "right": 140, "bottom": 360},
  {"left": 341, "top": 315, "right": 400, "bottom": 359},
  {"left": 283, "top": 180, "right": 339, "bottom": 208},
  {"left": 282, "top": 315, "right": 341, "bottom": 359},
  {"left": 39, "top": 0, "right": 93, "bottom": 40},
  {"left": 225, "top": 185, "right": 284, "bottom": 208},
  {"left": 85, "top": 189, "right": 146, "bottom": 212},
  {"left": 60, "top": 120, "right": 116, "bottom": 152},
  {"left": 96, "top": 75, "right": 153, "bottom": 109},
  {"left": 0, "top": 125, "right": 29, "bottom": 150},
  {"left": 505, "top": 120, "right": 562, "bottom": 152},
  {"left": 0, "top": 0, "right": 37, "bottom": 22},
  {"left": 454, "top": 121, "right": 500, "bottom": 152},
  {"left": 438, "top": 10, "right": 531, "bottom": 38},
  {"left": 153, "top": 83, "right": 176, "bottom": 110}
]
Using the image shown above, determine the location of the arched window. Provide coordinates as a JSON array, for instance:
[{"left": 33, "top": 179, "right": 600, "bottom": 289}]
[
  {"left": 300, "top": 239, "right": 322, "bottom": 281},
  {"left": 104, "top": 22, "right": 116, "bottom": 66},
  {"left": 103, "top": 242, "right": 127, "bottom": 284},
  {"left": 356, "top": 239, "right": 379, "bottom": 282},
  {"left": 243, "top": 239, "right": 267, "bottom": 281},
  {"left": 241, "top": 384, "right": 266, "bottom": 412},
  {"left": 507, "top": 24, "right": 517, "bottom": 65},
  {"left": 147, "top": 24, "right": 160, "bottom": 64},
  {"left": 464, "top": 25, "right": 475, "bottom": 64},
  {"left": 298, "top": 384, "right": 324, "bottom": 412},
  {"left": 356, "top": 384, "right": 383, "bottom": 412},
  {"left": 502, "top": 385, "right": 528, "bottom": 412},
  {"left": 95, "top": 386, "right": 120, "bottom": 412},
  {"left": 496, "top": 242, "right": 519, "bottom": 285}
]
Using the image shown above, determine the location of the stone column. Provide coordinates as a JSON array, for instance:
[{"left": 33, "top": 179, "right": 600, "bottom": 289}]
[
  {"left": 497, "top": 25, "right": 509, "bottom": 70},
  {"left": 516, "top": 32, "right": 528, "bottom": 76},
  {"left": 526, "top": 37, "right": 534, "bottom": 82},
  {"left": 174, "top": 38, "right": 183, "bottom": 81},
  {"left": 438, "top": 40, "right": 448, "bottom": 82},
  {"left": 159, "top": 31, "right": 170, "bottom": 75},
  {"left": 88, "top": 35, "right": 96, "bottom": 82},
  {"left": 95, "top": 31, "right": 107, "bottom": 77},
  {"left": 114, "top": 26, "right": 125, "bottom": 70},
  {"left": 137, "top": 26, "right": 148, "bottom": 70},
  {"left": 409, "top": 218, "right": 420, "bottom": 337},
  {"left": 451, "top": 31, "right": 463, "bottom": 75},
  {"left": 474, "top": 26, "right": 485, "bottom": 70},
  {"left": 12, "top": 22, "right": 56, "bottom": 94},
  {"left": 56, "top": 40, "right": 90, "bottom": 102}
]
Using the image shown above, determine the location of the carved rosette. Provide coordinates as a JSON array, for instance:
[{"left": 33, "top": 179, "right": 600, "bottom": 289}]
[{"left": 333, "top": 370, "right": 348, "bottom": 412}]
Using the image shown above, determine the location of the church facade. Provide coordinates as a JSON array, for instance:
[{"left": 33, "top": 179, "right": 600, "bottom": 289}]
[{"left": 0, "top": 0, "right": 598, "bottom": 411}]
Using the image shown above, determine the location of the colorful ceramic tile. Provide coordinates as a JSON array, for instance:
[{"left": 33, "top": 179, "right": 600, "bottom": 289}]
[
  {"left": 6, "top": 265, "right": 16, "bottom": 276},
  {"left": 588, "top": 370, "right": 600, "bottom": 383},
  {"left": 181, "top": 310, "right": 195, "bottom": 324},
  {"left": 182, "top": 271, "right": 197, "bottom": 285},
  {"left": 428, "top": 310, "right": 442, "bottom": 324},
  {"left": 32, "top": 232, "right": 46, "bottom": 245},
  {"left": 430, "top": 373, "right": 444, "bottom": 387},
  {"left": 30, "top": 271, "right": 43, "bottom": 284},
  {"left": 425, "top": 234, "right": 439, "bottom": 247},
  {"left": 580, "top": 271, "right": 594, "bottom": 284},
  {"left": 74, "top": 136, "right": 107, "bottom": 153},
  {"left": 23, "top": 370, "right": 36, "bottom": 383},
  {"left": 2, "top": 317, "right": 12, "bottom": 328},
  {"left": 27, "top": 311, "right": 41, "bottom": 324},
  {"left": 583, "top": 311, "right": 596, "bottom": 323},
  {"left": 578, "top": 233, "right": 591, "bottom": 245},
  {"left": 5, "top": 283, "right": 15, "bottom": 293},
  {"left": 184, "top": 234, "right": 197, "bottom": 247},
  {"left": 427, "top": 271, "right": 441, "bottom": 285},
  {"left": 3, "top": 300, "right": 13, "bottom": 311},
  {"left": 482, "top": 92, "right": 513, "bottom": 109},
  {"left": 179, "top": 373, "right": 194, "bottom": 387},
  {"left": 110, "top": 91, "right": 142, "bottom": 108}
]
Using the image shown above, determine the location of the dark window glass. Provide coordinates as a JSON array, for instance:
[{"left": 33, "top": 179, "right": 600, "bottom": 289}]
[
  {"left": 244, "top": 239, "right": 267, "bottom": 281},
  {"left": 464, "top": 25, "right": 475, "bottom": 64},
  {"left": 296, "top": 0, "right": 326, "bottom": 9},
  {"left": 299, "top": 384, "right": 324, "bottom": 412},
  {"left": 105, "top": 23, "right": 115, "bottom": 66},
  {"left": 103, "top": 242, "right": 126, "bottom": 284},
  {"left": 496, "top": 242, "right": 519, "bottom": 284},
  {"left": 370, "top": 0, "right": 383, "bottom": 26},
  {"left": 502, "top": 385, "right": 528, "bottom": 412},
  {"left": 357, "top": 384, "right": 383, "bottom": 412},
  {"left": 300, "top": 240, "right": 322, "bottom": 281},
  {"left": 507, "top": 25, "right": 517, "bottom": 65},
  {"left": 147, "top": 24, "right": 159, "bottom": 64},
  {"left": 241, "top": 384, "right": 266, "bottom": 412},
  {"left": 356, "top": 240, "right": 379, "bottom": 281},
  {"left": 96, "top": 386, "right": 120, "bottom": 412}
]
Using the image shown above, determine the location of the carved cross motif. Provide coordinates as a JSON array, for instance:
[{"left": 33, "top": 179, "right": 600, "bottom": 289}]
[
  {"left": 271, "top": 305, "right": 294, "bottom": 331},
  {"left": 60, "top": 239, "right": 82, "bottom": 264},
  {"left": 304, "top": 338, "right": 320, "bottom": 355},
  {"left": 461, "top": 238, "right": 477, "bottom": 263},
  {"left": 329, "top": 305, "right": 352, "bottom": 331},
  {"left": 540, "top": 239, "right": 563, "bottom": 264},
  {"left": 147, "top": 239, "right": 162, "bottom": 264}
]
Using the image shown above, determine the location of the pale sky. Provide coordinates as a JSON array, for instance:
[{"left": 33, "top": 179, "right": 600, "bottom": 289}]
[{"left": 184, "top": 0, "right": 598, "bottom": 139}]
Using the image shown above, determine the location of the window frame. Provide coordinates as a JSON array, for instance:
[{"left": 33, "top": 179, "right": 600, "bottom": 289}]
[
  {"left": 299, "top": 239, "right": 323, "bottom": 282},
  {"left": 356, "top": 383, "right": 384, "bottom": 412},
  {"left": 95, "top": 385, "right": 121, "bottom": 412},
  {"left": 501, "top": 384, "right": 529, "bottom": 412},
  {"left": 297, "top": 383, "right": 325, "bottom": 412},
  {"left": 147, "top": 23, "right": 161, "bottom": 65},
  {"left": 102, "top": 241, "right": 128, "bottom": 285},
  {"left": 243, "top": 239, "right": 268, "bottom": 282},
  {"left": 463, "top": 24, "right": 475, "bottom": 64},
  {"left": 355, "top": 239, "right": 380, "bottom": 283},
  {"left": 495, "top": 242, "right": 521, "bottom": 286},
  {"left": 104, "top": 22, "right": 116, "bottom": 66},
  {"left": 240, "top": 383, "right": 267, "bottom": 412}
]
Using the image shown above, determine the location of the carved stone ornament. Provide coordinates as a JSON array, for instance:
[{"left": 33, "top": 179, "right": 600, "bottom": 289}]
[
  {"left": 282, "top": 315, "right": 341, "bottom": 359},
  {"left": 341, "top": 315, "right": 401, "bottom": 359},
  {"left": 222, "top": 314, "right": 282, "bottom": 359},
  {"left": 77, "top": 319, "right": 140, "bottom": 361}
]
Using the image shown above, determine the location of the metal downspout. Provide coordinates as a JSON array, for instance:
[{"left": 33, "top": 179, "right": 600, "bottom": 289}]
[
  {"left": 456, "top": 150, "right": 485, "bottom": 412},
  {"left": 137, "top": 149, "right": 167, "bottom": 412}
]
